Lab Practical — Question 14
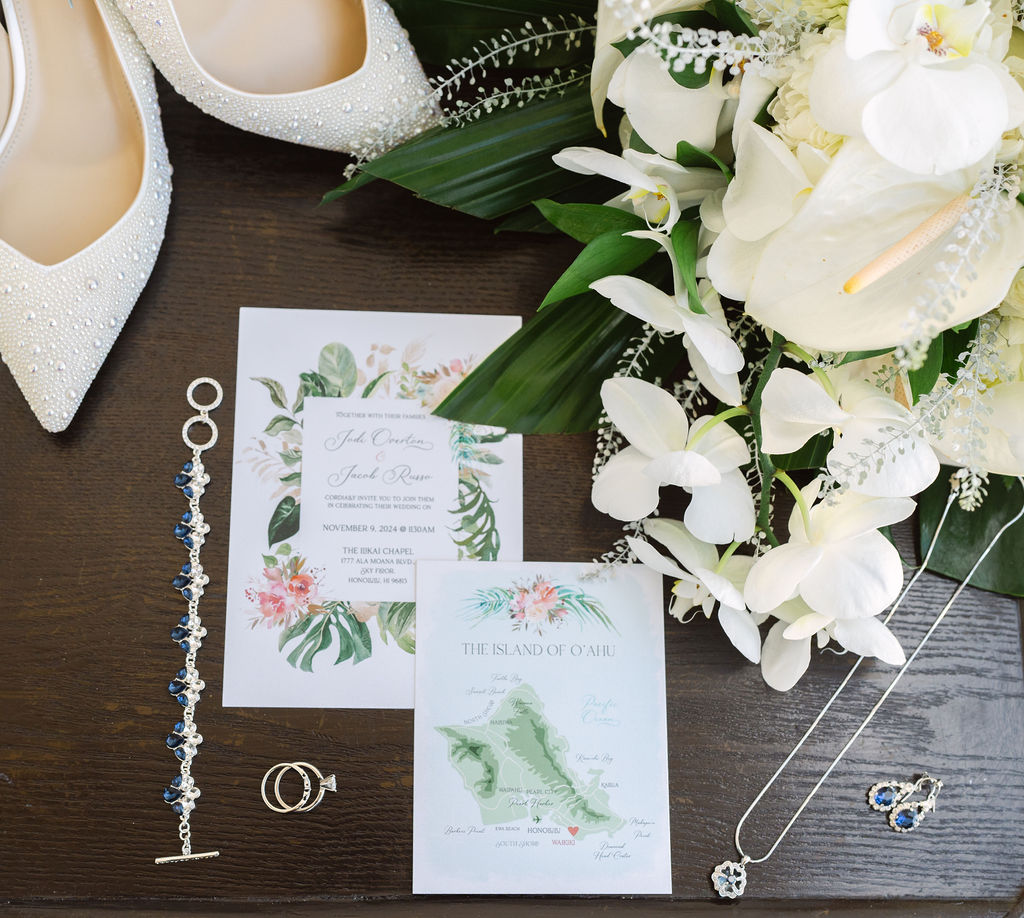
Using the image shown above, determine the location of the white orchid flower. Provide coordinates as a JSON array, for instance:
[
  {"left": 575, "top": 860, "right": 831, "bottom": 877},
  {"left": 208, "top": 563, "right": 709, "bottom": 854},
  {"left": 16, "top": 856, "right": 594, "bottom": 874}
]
[
  {"left": 607, "top": 47, "right": 733, "bottom": 157},
  {"left": 553, "top": 147, "right": 727, "bottom": 231},
  {"left": 591, "top": 231, "right": 745, "bottom": 404},
  {"left": 591, "top": 0, "right": 704, "bottom": 133},
  {"left": 744, "top": 478, "right": 916, "bottom": 624},
  {"left": 705, "top": 120, "right": 830, "bottom": 302},
  {"left": 707, "top": 132, "right": 1024, "bottom": 351},
  {"left": 759, "top": 363, "right": 940, "bottom": 497},
  {"left": 807, "top": 0, "right": 1024, "bottom": 175},
  {"left": 591, "top": 377, "right": 756, "bottom": 542},
  {"left": 759, "top": 594, "right": 907, "bottom": 691},
  {"left": 627, "top": 518, "right": 764, "bottom": 663}
]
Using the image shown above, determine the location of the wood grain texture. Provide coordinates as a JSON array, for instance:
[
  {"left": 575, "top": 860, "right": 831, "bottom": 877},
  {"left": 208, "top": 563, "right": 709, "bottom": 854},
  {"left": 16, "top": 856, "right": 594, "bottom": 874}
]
[{"left": 2, "top": 79, "right": 1023, "bottom": 914}]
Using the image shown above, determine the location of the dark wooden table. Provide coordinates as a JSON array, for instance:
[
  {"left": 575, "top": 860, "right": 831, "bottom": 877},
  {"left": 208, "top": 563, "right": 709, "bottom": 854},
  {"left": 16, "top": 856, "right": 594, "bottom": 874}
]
[{"left": 2, "top": 79, "right": 1024, "bottom": 918}]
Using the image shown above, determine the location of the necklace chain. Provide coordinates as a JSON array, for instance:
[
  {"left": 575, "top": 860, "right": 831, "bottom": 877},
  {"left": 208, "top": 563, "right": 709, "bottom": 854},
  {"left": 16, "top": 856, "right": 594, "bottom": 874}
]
[{"left": 733, "top": 481, "right": 1024, "bottom": 866}]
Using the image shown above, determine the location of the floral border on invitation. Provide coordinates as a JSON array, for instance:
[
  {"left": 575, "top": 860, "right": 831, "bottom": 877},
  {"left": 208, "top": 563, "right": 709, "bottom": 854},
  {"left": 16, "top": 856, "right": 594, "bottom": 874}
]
[{"left": 241, "top": 339, "right": 508, "bottom": 671}]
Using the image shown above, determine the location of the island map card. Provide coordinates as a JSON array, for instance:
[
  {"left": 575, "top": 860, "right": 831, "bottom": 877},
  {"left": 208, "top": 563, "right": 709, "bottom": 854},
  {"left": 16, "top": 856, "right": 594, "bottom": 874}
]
[
  {"left": 223, "top": 308, "right": 523, "bottom": 709},
  {"left": 413, "top": 561, "right": 671, "bottom": 895}
]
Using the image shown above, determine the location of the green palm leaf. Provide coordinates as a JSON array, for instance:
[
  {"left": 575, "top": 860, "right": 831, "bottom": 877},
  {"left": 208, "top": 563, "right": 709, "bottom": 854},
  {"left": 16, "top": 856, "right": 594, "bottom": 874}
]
[
  {"left": 324, "top": 85, "right": 609, "bottom": 220},
  {"left": 434, "top": 282, "right": 679, "bottom": 433}
]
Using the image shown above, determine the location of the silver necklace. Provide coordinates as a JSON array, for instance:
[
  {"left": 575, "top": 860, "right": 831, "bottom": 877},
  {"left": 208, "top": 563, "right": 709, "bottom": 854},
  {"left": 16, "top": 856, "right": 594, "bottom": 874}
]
[{"left": 713, "top": 482, "right": 1024, "bottom": 898}]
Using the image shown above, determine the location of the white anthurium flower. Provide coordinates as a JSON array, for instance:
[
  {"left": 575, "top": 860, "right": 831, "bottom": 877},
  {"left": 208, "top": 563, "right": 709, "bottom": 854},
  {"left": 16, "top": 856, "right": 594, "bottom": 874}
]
[
  {"left": 553, "top": 146, "right": 727, "bottom": 231},
  {"left": 712, "top": 135, "right": 1024, "bottom": 351},
  {"left": 607, "top": 46, "right": 733, "bottom": 157},
  {"left": 807, "top": 0, "right": 1024, "bottom": 175},
  {"left": 627, "top": 518, "right": 764, "bottom": 663},
  {"left": 759, "top": 364, "right": 941, "bottom": 497},
  {"left": 591, "top": 0, "right": 703, "bottom": 133},
  {"left": 591, "top": 231, "right": 744, "bottom": 404},
  {"left": 591, "top": 377, "right": 756, "bottom": 542},
  {"left": 744, "top": 478, "right": 916, "bottom": 621}
]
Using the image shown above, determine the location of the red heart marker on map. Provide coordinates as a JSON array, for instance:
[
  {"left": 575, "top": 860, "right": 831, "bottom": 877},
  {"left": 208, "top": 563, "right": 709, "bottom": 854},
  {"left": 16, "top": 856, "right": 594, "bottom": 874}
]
[{"left": 567, "top": 826, "right": 579, "bottom": 837}]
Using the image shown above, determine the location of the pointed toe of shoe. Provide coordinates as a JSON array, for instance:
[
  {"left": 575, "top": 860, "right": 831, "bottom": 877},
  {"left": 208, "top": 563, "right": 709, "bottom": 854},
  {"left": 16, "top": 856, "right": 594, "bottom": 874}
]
[
  {"left": 0, "top": 0, "right": 171, "bottom": 433},
  {"left": 0, "top": 169, "right": 170, "bottom": 432},
  {"left": 118, "top": 0, "right": 441, "bottom": 157}
]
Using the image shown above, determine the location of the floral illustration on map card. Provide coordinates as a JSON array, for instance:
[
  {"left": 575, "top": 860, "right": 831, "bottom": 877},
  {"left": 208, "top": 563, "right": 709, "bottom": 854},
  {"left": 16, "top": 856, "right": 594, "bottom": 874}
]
[
  {"left": 241, "top": 340, "right": 508, "bottom": 671},
  {"left": 465, "top": 575, "right": 616, "bottom": 635}
]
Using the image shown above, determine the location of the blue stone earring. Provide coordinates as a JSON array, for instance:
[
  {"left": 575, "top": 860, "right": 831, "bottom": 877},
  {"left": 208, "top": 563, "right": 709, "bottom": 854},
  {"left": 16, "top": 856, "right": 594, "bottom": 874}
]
[
  {"left": 867, "top": 774, "right": 942, "bottom": 833},
  {"left": 867, "top": 779, "right": 915, "bottom": 812},
  {"left": 888, "top": 774, "right": 942, "bottom": 833}
]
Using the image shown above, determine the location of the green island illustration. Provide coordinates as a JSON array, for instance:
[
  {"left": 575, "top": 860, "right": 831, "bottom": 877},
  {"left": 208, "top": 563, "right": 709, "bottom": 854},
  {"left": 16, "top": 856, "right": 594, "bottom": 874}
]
[{"left": 437, "top": 684, "right": 623, "bottom": 838}]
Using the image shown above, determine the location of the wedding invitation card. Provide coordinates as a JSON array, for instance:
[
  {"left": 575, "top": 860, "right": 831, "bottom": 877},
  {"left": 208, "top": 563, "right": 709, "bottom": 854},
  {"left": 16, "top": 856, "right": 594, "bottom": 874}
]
[
  {"left": 413, "top": 561, "right": 672, "bottom": 895},
  {"left": 223, "top": 308, "right": 523, "bottom": 708}
]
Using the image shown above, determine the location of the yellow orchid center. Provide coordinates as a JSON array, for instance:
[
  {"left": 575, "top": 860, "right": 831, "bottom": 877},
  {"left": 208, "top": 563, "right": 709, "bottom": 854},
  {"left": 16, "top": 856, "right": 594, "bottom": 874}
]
[
  {"left": 626, "top": 184, "right": 672, "bottom": 224},
  {"left": 912, "top": 3, "right": 988, "bottom": 59}
]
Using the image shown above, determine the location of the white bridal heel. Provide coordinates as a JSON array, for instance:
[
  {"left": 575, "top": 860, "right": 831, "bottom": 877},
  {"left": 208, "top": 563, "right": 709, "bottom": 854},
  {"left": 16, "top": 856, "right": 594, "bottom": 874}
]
[
  {"left": 117, "top": 0, "right": 440, "bottom": 157},
  {"left": 0, "top": 0, "right": 171, "bottom": 433}
]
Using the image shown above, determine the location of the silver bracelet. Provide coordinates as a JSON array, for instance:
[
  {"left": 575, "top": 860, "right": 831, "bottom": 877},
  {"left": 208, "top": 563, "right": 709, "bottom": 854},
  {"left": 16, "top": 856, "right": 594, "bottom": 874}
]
[{"left": 155, "top": 378, "right": 223, "bottom": 865}]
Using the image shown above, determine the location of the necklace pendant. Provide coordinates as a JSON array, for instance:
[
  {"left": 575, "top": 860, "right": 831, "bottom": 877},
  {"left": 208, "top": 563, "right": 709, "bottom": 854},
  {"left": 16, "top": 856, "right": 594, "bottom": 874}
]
[{"left": 712, "top": 859, "right": 748, "bottom": 898}]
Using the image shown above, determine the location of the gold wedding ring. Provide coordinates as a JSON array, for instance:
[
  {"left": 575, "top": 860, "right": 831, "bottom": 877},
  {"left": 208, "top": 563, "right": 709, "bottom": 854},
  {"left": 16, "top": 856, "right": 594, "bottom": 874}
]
[{"left": 261, "top": 761, "right": 337, "bottom": 814}]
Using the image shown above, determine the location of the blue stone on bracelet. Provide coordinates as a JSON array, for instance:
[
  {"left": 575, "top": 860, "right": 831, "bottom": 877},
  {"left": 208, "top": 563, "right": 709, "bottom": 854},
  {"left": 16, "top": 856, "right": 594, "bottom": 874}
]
[
  {"left": 168, "top": 680, "right": 185, "bottom": 695},
  {"left": 173, "top": 522, "right": 190, "bottom": 539},
  {"left": 173, "top": 720, "right": 185, "bottom": 733},
  {"left": 183, "top": 461, "right": 193, "bottom": 473},
  {"left": 182, "top": 486, "right": 194, "bottom": 498},
  {"left": 180, "top": 641, "right": 191, "bottom": 653},
  {"left": 172, "top": 574, "right": 190, "bottom": 590},
  {"left": 166, "top": 734, "right": 185, "bottom": 749},
  {"left": 176, "top": 693, "right": 189, "bottom": 706},
  {"left": 170, "top": 626, "right": 189, "bottom": 642},
  {"left": 170, "top": 775, "right": 182, "bottom": 789},
  {"left": 163, "top": 787, "right": 182, "bottom": 803},
  {"left": 179, "top": 615, "right": 190, "bottom": 627},
  {"left": 183, "top": 536, "right": 194, "bottom": 549},
  {"left": 174, "top": 747, "right": 190, "bottom": 762},
  {"left": 173, "top": 472, "right": 190, "bottom": 488},
  {"left": 181, "top": 511, "right": 192, "bottom": 524},
  {"left": 181, "top": 588, "right": 193, "bottom": 601},
  {"left": 180, "top": 562, "right": 191, "bottom": 575},
  {"left": 171, "top": 802, "right": 184, "bottom": 815}
]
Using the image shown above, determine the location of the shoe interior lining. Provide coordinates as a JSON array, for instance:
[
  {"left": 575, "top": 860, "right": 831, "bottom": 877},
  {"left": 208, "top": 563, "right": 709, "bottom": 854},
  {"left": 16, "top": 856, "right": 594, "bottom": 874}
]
[
  {"left": 172, "top": 0, "right": 368, "bottom": 95},
  {"left": 0, "top": 20, "right": 10, "bottom": 132},
  {"left": 0, "top": 0, "right": 143, "bottom": 266}
]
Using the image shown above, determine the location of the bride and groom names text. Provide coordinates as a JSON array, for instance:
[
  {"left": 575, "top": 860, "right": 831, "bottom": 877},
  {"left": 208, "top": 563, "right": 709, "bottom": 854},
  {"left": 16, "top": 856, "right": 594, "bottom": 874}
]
[{"left": 322, "top": 424, "right": 436, "bottom": 488}]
